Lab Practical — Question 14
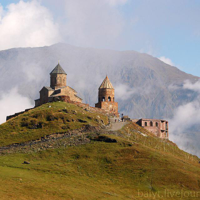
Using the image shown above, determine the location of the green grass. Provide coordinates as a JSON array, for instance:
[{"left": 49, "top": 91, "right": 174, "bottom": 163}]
[
  {"left": 0, "top": 102, "right": 200, "bottom": 199},
  {"left": 120, "top": 123, "right": 200, "bottom": 163},
  {"left": 0, "top": 140, "right": 199, "bottom": 200},
  {"left": 0, "top": 102, "right": 108, "bottom": 147}
]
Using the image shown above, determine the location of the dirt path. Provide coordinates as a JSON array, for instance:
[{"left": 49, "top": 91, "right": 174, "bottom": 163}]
[{"left": 107, "top": 121, "right": 128, "bottom": 131}]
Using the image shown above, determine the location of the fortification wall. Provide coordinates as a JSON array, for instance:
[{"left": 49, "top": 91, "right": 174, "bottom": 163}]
[{"left": 6, "top": 108, "right": 33, "bottom": 121}]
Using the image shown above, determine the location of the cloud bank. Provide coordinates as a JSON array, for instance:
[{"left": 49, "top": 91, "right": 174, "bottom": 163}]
[
  {"left": 159, "top": 56, "right": 174, "bottom": 66},
  {"left": 169, "top": 80, "right": 200, "bottom": 157},
  {"left": 107, "top": 0, "right": 128, "bottom": 6},
  {"left": 0, "top": 0, "right": 128, "bottom": 50},
  {"left": 115, "top": 84, "right": 136, "bottom": 100},
  {"left": 183, "top": 79, "right": 200, "bottom": 93},
  {"left": 62, "top": 0, "right": 126, "bottom": 48},
  {"left": 0, "top": 0, "right": 61, "bottom": 50},
  {"left": 169, "top": 99, "right": 200, "bottom": 134},
  {"left": 0, "top": 88, "right": 33, "bottom": 124}
]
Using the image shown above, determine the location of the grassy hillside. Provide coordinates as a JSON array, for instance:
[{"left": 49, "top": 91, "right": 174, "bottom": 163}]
[
  {"left": 0, "top": 102, "right": 200, "bottom": 200},
  {"left": 0, "top": 102, "right": 108, "bottom": 147}
]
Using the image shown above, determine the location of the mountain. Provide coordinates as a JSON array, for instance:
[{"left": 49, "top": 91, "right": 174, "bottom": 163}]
[
  {"left": 0, "top": 43, "right": 199, "bottom": 156},
  {"left": 0, "top": 43, "right": 199, "bottom": 118},
  {"left": 0, "top": 102, "right": 199, "bottom": 200}
]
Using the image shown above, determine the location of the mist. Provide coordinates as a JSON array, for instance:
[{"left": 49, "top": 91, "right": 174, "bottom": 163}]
[
  {"left": 0, "top": 88, "right": 33, "bottom": 124},
  {"left": 169, "top": 80, "right": 200, "bottom": 157}
]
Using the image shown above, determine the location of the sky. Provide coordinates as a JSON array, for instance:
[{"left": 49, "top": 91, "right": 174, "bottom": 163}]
[{"left": 0, "top": 0, "right": 200, "bottom": 77}]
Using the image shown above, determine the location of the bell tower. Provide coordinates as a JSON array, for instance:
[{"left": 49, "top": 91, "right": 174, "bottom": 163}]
[
  {"left": 95, "top": 76, "right": 119, "bottom": 116},
  {"left": 50, "top": 63, "right": 67, "bottom": 89}
]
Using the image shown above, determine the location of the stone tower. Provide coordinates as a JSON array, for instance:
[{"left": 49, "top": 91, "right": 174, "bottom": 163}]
[
  {"left": 95, "top": 76, "right": 119, "bottom": 116},
  {"left": 50, "top": 63, "right": 67, "bottom": 89}
]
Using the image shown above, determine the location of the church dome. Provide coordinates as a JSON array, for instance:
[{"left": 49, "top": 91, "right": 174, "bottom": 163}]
[
  {"left": 99, "top": 76, "right": 114, "bottom": 89},
  {"left": 50, "top": 63, "right": 67, "bottom": 75}
]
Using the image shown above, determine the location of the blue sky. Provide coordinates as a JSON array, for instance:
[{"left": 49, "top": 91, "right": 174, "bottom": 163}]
[{"left": 1, "top": 0, "right": 200, "bottom": 76}]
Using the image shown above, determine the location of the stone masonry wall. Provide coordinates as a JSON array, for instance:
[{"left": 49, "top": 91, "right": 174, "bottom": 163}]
[
  {"left": 98, "top": 88, "right": 115, "bottom": 102},
  {"left": 50, "top": 74, "right": 67, "bottom": 89},
  {"left": 134, "top": 119, "right": 169, "bottom": 139},
  {"left": 95, "top": 101, "right": 119, "bottom": 116}
]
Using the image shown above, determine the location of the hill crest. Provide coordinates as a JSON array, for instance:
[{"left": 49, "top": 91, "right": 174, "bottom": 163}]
[{"left": 0, "top": 101, "right": 200, "bottom": 199}]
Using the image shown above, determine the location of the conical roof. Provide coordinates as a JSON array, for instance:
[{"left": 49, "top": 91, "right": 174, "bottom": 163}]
[
  {"left": 50, "top": 63, "right": 67, "bottom": 75},
  {"left": 99, "top": 76, "right": 114, "bottom": 89}
]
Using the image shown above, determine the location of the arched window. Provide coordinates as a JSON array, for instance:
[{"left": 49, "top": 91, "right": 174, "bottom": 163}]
[
  {"left": 108, "top": 96, "right": 111, "bottom": 102},
  {"left": 145, "top": 122, "right": 147, "bottom": 126},
  {"left": 102, "top": 97, "right": 105, "bottom": 102},
  {"left": 150, "top": 121, "right": 153, "bottom": 126},
  {"left": 156, "top": 122, "right": 158, "bottom": 127}
]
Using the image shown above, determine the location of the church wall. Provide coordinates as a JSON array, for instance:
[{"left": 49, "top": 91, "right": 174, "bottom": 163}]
[
  {"left": 98, "top": 88, "right": 115, "bottom": 102},
  {"left": 40, "top": 89, "right": 49, "bottom": 105},
  {"left": 95, "top": 101, "right": 119, "bottom": 116},
  {"left": 50, "top": 74, "right": 67, "bottom": 89},
  {"left": 61, "top": 87, "right": 82, "bottom": 103},
  {"left": 35, "top": 99, "right": 40, "bottom": 107}
]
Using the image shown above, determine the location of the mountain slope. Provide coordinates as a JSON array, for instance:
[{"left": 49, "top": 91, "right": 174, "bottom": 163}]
[
  {"left": 0, "top": 43, "right": 199, "bottom": 119},
  {"left": 0, "top": 102, "right": 199, "bottom": 200}
]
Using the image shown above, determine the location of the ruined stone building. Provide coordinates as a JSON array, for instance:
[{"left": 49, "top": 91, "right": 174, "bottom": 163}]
[
  {"left": 95, "top": 76, "right": 119, "bottom": 116},
  {"left": 133, "top": 118, "right": 169, "bottom": 139},
  {"left": 35, "top": 64, "right": 82, "bottom": 107}
]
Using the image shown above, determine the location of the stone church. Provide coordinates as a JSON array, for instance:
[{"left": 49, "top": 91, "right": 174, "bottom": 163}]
[
  {"left": 8, "top": 63, "right": 169, "bottom": 139},
  {"left": 35, "top": 64, "right": 82, "bottom": 107},
  {"left": 95, "top": 76, "right": 119, "bottom": 116}
]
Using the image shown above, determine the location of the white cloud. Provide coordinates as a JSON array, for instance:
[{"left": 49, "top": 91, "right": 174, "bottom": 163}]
[
  {"left": 0, "top": 0, "right": 62, "bottom": 50},
  {"left": 183, "top": 79, "right": 200, "bottom": 93},
  {"left": 62, "top": 0, "right": 125, "bottom": 48},
  {"left": 22, "top": 62, "right": 46, "bottom": 82},
  {"left": 168, "top": 98, "right": 200, "bottom": 157},
  {"left": 0, "top": 0, "right": 127, "bottom": 50},
  {"left": 0, "top": 88, "right": 33, "bottom": 124},
  {"left": 107, "top": 0, "right": 128, "bottom": 6},
  {"left": 159, "top": 56, "right": 174, "bottom": 66},
  {"left": 168, "top": 80, "right": 200, "bottom": 157},
  {"left": 0, "top": 4, "right": 3, "bottom": 21},
  {"left": 115, "top": 84, "right": 136, "bottom": 100},
  {"left": 168, "top": 84, "right": 180, "bottom": 91},
  {"left": 169, "top": 100, "right": 200, "bottom": 134}
]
